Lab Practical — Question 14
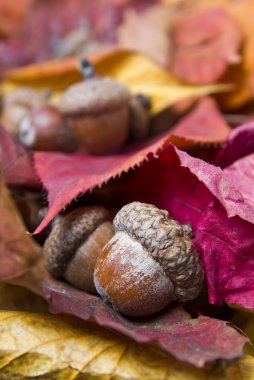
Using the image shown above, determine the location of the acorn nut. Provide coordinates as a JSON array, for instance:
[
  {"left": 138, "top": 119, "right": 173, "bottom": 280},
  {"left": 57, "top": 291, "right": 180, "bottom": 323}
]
[
  {"left": 44, "top": 206, "right": 114, "bottom": 293},
  {"left": 59, "top": 60, "right": 131, "bottom": 155},
  {"left": 1, "top": 87, "right": 48, "bottom": 135},
  {"left": 19, "top": 104, "right": 78, "bottom": 152},
  {"left": 94, "top": 202, "right": 204, "bottom": 317},
  {"left": 129, "top": 94, "right": 151, "bottom": 141}
]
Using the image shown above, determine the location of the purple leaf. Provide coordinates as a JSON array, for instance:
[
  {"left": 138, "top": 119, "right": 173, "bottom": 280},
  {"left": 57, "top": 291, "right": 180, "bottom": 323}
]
[
  {"left": 215, "top": 122, "right": 254, "bottom": 168},
  {"left": 224, "top": 153, "right": 254, "bottom": 208},
  {"left": 110, "top": 145, "right": 254, "bottom": 308}
]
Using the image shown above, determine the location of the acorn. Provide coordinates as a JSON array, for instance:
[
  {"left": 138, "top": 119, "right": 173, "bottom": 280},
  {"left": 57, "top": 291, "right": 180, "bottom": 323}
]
[
  {"left": 59, "top": 59, "right": 131, "bottom": 155},
  {"left": 44, "top": 206, "right": 114, "bottom": 293},
  {"left": 129, "top": 94, "right": 151, "bottom": 141},
  {"left": 94, "top": 202, "right": 204, "bottom": 317},
  {"left": 19, "top": 104, "right": 77, "bottom": 152},
  {"left": 1, "top": 87, "right": 49, "bottom": 135}
]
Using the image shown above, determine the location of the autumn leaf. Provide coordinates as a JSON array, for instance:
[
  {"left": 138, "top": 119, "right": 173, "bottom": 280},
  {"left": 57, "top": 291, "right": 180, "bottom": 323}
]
[
  {"left": 34, "top": 107, "right": 230, "bottom": 236},
  {"left": 171, "top": 97, "right": 230, "bottom": 141},
  {"left": 34, "top": 124, "right": 254, "bottom": 309},
  {"left": 169, "top": 8, "right": 243, "bottom": 84},
  {"left": 0, "top": 175, "right": 44, "bottom": 295},
  {"left": 0, "top": 124, "right": 40, "bottom": 189},
  {"left": 42, "top": 275, "right": 247, "bottom": 368},
  {"left": 117, "top": 4, "right": 173, "bottom": 67},
  {"left": 0, "top": 309, "right": 249, "bottom": 378},
  {"left": 180, "top": 0, "right": 254, "bottom": 108},
  {"left": 215, "top": 122, "right": 254, "bottom": 169},
  {"left": 224, "top": 154, "right": 254, "bottom": 208},
  {"left": 112, "top": 144, "right": 254, "bottom": 309},
  {"left": 0, "top": 0, "right": 31, "bottom": 38},
  {"left": 2, "top": 49, "right": 230, "bottom": 115}
]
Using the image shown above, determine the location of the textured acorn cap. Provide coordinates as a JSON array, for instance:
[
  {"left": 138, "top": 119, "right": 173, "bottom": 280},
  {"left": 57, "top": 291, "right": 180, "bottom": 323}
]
[
  {"left": 44, "top": 206, "right": 111, "bottom": 277},
  {"left": 4, "top": 87, "right": 48, "bottom": 109},
  {"left": 59, "top": 77, "right": 131, "bottom": 116},
  {"left": 113, "top": 201, "right": 204, "bottom": 302}
]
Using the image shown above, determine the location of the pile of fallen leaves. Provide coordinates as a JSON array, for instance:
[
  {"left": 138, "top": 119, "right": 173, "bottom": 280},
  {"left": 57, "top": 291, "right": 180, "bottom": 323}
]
[{"left": 1, "top": 1, "right": 254, "bottom": 379}]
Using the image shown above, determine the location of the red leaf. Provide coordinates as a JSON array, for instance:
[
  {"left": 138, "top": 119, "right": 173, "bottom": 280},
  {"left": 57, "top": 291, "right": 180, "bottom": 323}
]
[
  {"left": 0, "top": 125, "right": 40, "bottom": 189},
  {"left": 169, "top": 8, "right": 243, "bottom": 84},
  {"left": 34, "top": 99, "right": 230, "bottom": 233},
  {"left": 105, "top": 145, "right": 254, "bottom": 308},
  {"left": 215, "top": 122, "right": 254, "bottom": 168},
  {"left": 34, "top": 133, "right": 172, "bottom": 234},
  {"left": 224, "top": 153, "right": 254, "bottom": 208},
  {"left": 0, "top": 176, "right": 44, "bottom": 295},
  {"left": 171, "top": 97, "right": 230, "bottom": 140},
  {"left": 196, "top": 201, "right": 254, "bottom": 307},
  {"left": 37, "top": 134, "right": 254, "bottom": 308},
  {"left": 43, "top": 275, "right": 247, "bottom": 368}
]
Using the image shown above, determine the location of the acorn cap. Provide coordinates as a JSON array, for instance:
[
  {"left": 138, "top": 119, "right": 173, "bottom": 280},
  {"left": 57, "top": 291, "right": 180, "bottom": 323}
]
[
  {"left": 114, "top": 202, "right": 204, "bottom": 302},
  {"left": 59, "top": 77, "right": 131, "bottom": 116},
  {"left": 4, "top": 87, "right": 49, "bottom": 110},
  {"left": 44, "top": 206, "right": 111, "bottom": 277}
]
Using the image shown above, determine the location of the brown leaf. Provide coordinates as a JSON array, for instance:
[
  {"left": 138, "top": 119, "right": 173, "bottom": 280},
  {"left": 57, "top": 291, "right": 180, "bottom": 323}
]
[{"left": 0, "top": 175, "right": 44, "bottom": 295}]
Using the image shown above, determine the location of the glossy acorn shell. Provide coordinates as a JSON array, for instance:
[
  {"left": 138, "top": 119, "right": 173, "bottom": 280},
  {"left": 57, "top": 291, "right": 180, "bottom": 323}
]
[{"left": 94, "top": 232, "right": 174, "bottom": 317}]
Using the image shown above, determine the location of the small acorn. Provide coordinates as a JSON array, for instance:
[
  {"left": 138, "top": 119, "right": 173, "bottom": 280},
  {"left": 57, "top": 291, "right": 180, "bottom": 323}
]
[
  {"left": 94, "top": 202, "right": 204, "bottom": 317},
  {"left": 44, "top": 206, "right": 114, "bottom": 293},
  {"left": 1, "top": 87, "right": 49, "bottom": 135},
  {"left": 59, "top": 59, "right": 131, "bottom": 155},
  {"left": 19, "top": 104, "right": 78, "bottom": 152},
  {"left": 129, "top": 94, "right": 151, "bottom": 141}
]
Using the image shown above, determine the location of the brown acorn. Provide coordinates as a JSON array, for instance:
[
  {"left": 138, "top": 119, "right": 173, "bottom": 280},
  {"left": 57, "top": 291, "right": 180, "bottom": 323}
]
[
  {"left": 59, "top": 59, "right": 131, "bottom": 155},
  {"left": 44, "top": 206, "right": 114, "bottom": 293},
  {"left": 129, "top": 94, "right": 151, "bottom": 141},
  {"left": 1, "top": 87, "right": 49, "bottom": 135},
  {"left": 19, "top": 104, "right": 77, "bottom": 152},
  {"left": 94, "top": 202, "right": 204, "bottom": 317}
]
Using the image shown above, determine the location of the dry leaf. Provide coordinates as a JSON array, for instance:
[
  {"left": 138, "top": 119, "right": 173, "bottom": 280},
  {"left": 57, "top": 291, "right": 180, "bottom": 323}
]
[
  {"left": 0, "top": 310, "right": 251, "bottom": 379},
  {"left": 2, "top": 49, "right": 230, "bottom": 115},
  {"left": 0, "top": 175, "right": 44, "bottom": 295}
]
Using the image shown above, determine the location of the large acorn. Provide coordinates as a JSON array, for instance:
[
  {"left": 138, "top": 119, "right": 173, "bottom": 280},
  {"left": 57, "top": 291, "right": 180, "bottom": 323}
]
[{"left": 94, "top": 202, "right": 204, "bottom": 317}]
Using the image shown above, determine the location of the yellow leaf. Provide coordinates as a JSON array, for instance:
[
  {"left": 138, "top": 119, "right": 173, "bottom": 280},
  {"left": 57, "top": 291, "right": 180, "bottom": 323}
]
[
  {"left": 0, "top": 310, "right": 252, "bottom": 380},
  {"left": 2, "top": 49, "right": 230, "bottom": 115}
]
